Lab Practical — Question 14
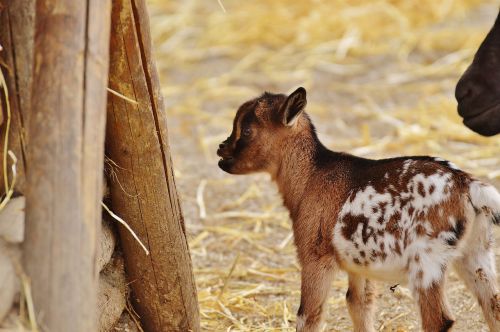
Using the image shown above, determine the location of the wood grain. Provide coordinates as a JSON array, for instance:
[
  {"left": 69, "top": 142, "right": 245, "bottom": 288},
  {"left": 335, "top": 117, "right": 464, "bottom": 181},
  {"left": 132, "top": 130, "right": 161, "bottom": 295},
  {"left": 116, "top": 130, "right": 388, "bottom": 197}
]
[
  {"left": 106, "top": 0, "right": 200, "bottom": 330},
  {"left": 23, "top": 1, "right": 111, "bottom": 331}
]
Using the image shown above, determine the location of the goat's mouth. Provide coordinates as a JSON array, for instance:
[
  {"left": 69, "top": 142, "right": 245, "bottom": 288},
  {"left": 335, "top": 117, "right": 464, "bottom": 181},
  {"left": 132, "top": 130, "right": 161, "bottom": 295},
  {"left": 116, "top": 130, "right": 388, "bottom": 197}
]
[
  {"left": 218, "top": 156, "right": 234, "bottom": 162},
  {"left": 218, "top": 156, "right": 235, "bottom": 172}
]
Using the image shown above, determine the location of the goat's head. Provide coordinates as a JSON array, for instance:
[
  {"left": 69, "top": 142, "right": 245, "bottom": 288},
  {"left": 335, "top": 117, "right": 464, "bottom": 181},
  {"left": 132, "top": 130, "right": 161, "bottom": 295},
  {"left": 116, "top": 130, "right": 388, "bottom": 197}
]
[
  {"left": 217, "top": 87, "right": 307, "bottom": 175},
  {"left": 455, "top": 11, "right": 500, "bottom": 136}
]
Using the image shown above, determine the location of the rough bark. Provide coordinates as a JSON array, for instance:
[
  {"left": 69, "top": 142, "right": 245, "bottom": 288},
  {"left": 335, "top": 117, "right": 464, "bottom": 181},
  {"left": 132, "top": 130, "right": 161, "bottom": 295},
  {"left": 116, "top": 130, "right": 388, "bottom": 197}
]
[
  {"left": 106, "top": 0, "right": 200, "bottom": 330},
  {"left": 23, "top": 1, "right": 111, "bottom": 331},
  {"left": 0, "top": 0, "right": 35, "bottom": 195}
]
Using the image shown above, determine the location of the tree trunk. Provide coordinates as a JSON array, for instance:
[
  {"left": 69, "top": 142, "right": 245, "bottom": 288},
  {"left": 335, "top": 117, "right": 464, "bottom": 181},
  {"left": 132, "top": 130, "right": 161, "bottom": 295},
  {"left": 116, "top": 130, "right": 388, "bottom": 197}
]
[
  {"left": 106, "top": 0, "right": 200, "bottom": 330},
  {"left": 23, "top": 1, "right": 111, "bottom": 331},
  {"left": 0, "top": 0, "right": 35, "bottom": 195}
]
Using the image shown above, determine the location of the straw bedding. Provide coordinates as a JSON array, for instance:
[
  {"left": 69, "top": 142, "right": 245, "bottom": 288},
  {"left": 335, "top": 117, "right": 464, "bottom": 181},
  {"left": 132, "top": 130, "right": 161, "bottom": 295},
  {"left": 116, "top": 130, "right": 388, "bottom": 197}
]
[{"left": 148, "top": 1, "right": 500, "bottom": 330}]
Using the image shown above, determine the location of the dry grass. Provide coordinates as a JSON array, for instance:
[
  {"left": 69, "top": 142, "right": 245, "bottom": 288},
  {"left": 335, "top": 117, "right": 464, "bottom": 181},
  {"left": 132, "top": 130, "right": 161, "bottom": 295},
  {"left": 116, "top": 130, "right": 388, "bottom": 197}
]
[
  {"left": 0, "top": 60, "right": 16, "bottom": 210},
  {"left": 0, "top": 52, "right": 34, "bottom": 332},
  {"left": 147, "top": 1, "right": 500, "bottom": 331}
]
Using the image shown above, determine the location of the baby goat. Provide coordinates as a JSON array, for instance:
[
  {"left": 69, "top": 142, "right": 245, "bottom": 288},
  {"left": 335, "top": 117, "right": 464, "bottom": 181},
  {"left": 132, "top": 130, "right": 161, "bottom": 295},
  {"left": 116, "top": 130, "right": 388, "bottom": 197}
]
[{"left": 217, "top": 87, "right": 500, "bottom": 332}]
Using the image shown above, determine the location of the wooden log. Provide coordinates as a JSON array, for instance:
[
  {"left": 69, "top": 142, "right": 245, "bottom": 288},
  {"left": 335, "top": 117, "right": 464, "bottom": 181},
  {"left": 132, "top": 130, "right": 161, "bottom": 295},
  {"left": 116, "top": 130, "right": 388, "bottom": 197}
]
[
  {"left": 0, "top": 0, "right": 35, "bottom": 195},
  {"left": 106, "top": 0, "right": 200, "bottom": 330},
  {"left": 23, "top": 1, "right": 111, "bottom": 331}
]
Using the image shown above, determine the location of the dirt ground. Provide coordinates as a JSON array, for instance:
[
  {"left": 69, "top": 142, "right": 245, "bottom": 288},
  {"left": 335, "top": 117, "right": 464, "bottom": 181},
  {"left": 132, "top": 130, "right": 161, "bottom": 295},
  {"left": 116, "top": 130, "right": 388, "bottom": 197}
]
[{"left": 148, "top": 1, "right": 500, "bottom": 331}]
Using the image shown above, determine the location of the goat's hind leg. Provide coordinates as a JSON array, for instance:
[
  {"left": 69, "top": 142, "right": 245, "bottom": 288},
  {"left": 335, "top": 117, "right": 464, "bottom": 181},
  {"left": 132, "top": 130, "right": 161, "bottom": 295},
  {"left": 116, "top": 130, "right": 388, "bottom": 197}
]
[
  {"left": 408, "top": 255, "right": 454, "bottom": 332},
  {"left": 346, "top": 273, "right": 376, "bottom": 332},
  {"left": 453, "top": 214, "right": 500, "bottom": 331},
  {"left": 412, "top": 277, "right": 454, "bottom": 332}
]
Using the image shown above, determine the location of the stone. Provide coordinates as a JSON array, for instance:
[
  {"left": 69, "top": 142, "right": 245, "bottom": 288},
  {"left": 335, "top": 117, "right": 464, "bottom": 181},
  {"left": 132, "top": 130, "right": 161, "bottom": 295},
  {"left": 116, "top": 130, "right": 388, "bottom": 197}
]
[
  {"left": 97, "top": 255, "right": 127, "bottom": 332},
  {"left": 112, "top": 311, "right": 141, "bottom": 332},
  {"left": 0, "top": 242, "right": 18, "bottom": 324},
  {"left": 97, "top": 216, "right": 116, "bottom": 273},
  {"left": 0, "top": 197, "right": 24, "bottom": 243}
]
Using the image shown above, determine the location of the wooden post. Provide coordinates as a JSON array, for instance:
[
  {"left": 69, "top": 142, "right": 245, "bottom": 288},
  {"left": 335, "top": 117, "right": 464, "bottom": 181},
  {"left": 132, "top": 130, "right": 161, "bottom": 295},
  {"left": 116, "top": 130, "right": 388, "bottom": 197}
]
[
  {"left": 23, "top": 1, "right": 111, "bottom": 331},
  {"left": 0, "top": 0, "right": 35, "bottom": 195},
  {"left": 106, "top": 0, "right": 200, "bottom": 330}
]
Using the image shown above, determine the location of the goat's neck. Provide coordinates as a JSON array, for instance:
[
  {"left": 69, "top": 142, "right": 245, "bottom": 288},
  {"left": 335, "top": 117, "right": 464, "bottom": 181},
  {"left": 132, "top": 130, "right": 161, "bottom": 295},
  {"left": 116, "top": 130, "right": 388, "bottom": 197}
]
[{"left": 273, "top": 132, "right": 320, "bottom": 218}]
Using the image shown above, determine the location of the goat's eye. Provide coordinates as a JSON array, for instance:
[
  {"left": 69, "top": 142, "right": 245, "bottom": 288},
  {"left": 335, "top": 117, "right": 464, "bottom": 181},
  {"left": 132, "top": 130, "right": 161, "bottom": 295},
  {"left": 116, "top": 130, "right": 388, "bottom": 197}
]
[{"left": 242, "top": 128, "right": 251, "bottom": 137}]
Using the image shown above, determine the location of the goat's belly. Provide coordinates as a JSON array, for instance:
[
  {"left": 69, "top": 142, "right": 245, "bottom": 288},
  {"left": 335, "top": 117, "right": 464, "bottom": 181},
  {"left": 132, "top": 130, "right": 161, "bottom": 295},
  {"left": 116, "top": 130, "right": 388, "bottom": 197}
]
[
  {"left": 333, "top": 227, "right": 462, "bottom": 288},
  {"left": 333, "top": 231, "right": 411, "bottom": 284},
  {"left": 338, "top": 253, "right": 409, "bottom": 284}
]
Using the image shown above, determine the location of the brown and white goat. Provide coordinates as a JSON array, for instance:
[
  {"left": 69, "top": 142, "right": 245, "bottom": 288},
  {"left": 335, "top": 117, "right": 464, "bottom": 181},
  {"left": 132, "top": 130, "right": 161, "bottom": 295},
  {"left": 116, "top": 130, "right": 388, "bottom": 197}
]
[{"left": 217, "top": 87, "right": 500, "bottom": 332}]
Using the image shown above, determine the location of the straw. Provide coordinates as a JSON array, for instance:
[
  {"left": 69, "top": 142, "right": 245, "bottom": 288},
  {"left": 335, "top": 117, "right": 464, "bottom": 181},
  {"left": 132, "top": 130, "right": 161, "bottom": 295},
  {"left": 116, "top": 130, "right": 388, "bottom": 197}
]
[
  {"left": 102, "top": 202, "right": 150, "bottom": 256},
  {"left": 146, "top": 1, "right": 499, "bottom": 330}
]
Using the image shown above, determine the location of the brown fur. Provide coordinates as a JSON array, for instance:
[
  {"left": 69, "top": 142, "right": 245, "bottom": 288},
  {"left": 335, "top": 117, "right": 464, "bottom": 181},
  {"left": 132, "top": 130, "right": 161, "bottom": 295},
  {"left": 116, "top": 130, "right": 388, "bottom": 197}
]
[
  {"left": 416, "top": 281, "right": 454, "bottom": 332},
  {"left": 217, "top": 88, "right": 500, "bottom": 331},
  {"left": 346, "top": 274, "right": 376, "bottom": 332}
]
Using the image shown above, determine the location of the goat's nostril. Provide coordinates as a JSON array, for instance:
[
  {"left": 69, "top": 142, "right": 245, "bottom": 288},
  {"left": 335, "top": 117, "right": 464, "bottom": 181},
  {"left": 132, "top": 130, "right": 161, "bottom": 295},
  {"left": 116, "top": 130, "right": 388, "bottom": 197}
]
[
  {"left": 455, "top": 79, "right": 479, "bottom": 103},
  {"left": 219, "top": 142, "right": 226, "bottom": 149}
]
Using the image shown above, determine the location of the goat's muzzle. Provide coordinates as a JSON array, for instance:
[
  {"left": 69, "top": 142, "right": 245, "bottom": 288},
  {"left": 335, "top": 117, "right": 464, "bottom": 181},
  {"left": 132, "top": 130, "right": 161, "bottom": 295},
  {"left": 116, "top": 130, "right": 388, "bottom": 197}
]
[{"left": 217, "top": 140, "right": 236, "bottom": 172}]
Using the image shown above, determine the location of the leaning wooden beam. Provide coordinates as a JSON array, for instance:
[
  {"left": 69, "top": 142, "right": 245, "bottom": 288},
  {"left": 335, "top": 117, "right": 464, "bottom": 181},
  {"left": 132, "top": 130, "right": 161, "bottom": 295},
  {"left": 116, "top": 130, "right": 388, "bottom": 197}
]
[
  {"left": 23, "top": 1, "right": 111, "bottom": 331},
  {"left": 0, "top": 0, "right": 35, "bottom": 195},
  {"left": 106, "top": 0, "right": 200, "bottom": 330}
]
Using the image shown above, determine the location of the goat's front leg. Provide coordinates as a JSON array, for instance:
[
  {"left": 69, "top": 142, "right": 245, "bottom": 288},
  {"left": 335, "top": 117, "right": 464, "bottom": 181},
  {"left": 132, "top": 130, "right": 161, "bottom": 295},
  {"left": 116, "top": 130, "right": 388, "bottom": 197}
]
[
  {"left": 296, "top": 257, "right": 336, "bottom": 332},
  {"left": 346, "top": 273, "right": 376, "bottom": 332}
]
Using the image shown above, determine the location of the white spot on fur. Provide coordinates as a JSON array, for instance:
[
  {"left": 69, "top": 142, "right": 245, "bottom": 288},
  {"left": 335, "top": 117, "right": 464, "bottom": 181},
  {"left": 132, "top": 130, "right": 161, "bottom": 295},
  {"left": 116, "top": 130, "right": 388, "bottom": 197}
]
[
  {"left": 401, "top": 160, "right": 414, "bottom": 175},
  {"left": 469, "top": 181, "right": 500, "bottom": 214},
  {"left": 406, "top": 236, "right": 460, "bottom": 288},
  {"left": 333, "top": 166, "right": 458, "bottom": 288},
  {"left": 340, "top": 186, "right": 391, "bottom": 217},
  {"left": 409, "top": 172, "right": 452, "bottom": 210},
  {"left": 434, "top": 157, "right": 461, "bottom": 170}
]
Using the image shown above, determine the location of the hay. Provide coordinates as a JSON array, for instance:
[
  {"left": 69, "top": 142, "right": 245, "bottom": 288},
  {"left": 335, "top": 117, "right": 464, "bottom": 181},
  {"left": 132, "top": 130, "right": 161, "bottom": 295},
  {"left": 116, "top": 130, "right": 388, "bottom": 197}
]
[
  {"left": 102, "top": 202, "right": 150, "bottom": 256},
  {"left": 106, "top": 88, "right": 139, "bottom": 105},
  {"left": 147, "top": 0, "right": 500, "bottom": 331},
  {"left": 0, "top": 61, "right": 17, "bottom": 212},
  {"left": 0, "top": 62, "right": 11, "bottom": 193},
  {"left": 20, "top": 272, "right": 39, "bottom": 332}
]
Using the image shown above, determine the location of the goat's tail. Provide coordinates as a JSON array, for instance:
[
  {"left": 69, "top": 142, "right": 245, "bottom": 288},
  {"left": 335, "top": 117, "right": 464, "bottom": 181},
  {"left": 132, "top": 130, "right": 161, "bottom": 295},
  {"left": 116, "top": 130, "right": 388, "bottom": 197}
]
[{"left": 469, "top": 181, "right": 500, "bottom": 225}]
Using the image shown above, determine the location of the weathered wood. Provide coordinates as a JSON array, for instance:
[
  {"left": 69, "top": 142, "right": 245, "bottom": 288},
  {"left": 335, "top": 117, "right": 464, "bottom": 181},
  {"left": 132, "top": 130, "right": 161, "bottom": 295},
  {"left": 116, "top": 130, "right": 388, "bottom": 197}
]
[
  {"left": 106, "top": 0, "right": 200, "bottom": 330},
  {"left": 23, "top": 1, "right": 111, "bottom": 331},
  {"left": 0, "top": 0, "right": 35, "bottom": 195}
]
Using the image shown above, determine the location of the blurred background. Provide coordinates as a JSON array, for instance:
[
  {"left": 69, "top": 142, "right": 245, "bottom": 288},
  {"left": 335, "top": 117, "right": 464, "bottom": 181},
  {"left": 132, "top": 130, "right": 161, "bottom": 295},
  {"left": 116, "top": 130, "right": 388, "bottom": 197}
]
[{"left": 147, "top": 1, "right": 500, "bottom": 330}]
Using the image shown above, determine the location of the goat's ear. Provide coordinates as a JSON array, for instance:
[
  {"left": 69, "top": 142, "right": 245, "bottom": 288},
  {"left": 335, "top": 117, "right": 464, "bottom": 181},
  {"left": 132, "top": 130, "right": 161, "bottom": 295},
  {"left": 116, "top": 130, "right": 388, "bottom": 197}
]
[{"left": 279, "top": 87, "right": 307, "bottom": 127}]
